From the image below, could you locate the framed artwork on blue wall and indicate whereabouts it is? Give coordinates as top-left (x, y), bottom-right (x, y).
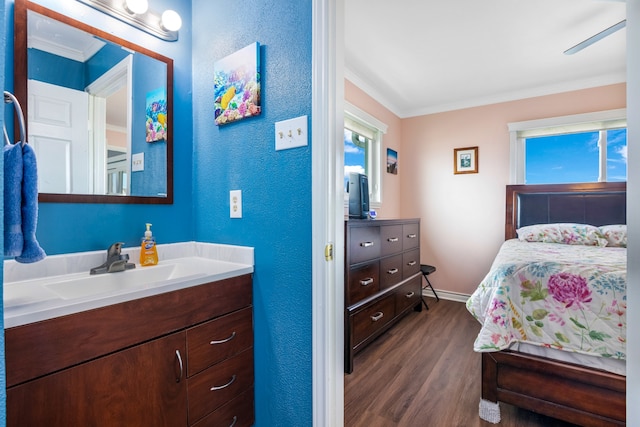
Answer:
top-left (146, 87), bottom-right (167, 142)
top-left (214, 42), bottom-right (262, 125)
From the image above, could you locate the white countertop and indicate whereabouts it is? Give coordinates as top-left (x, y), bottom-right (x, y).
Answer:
top-left (4, 242), bottom-right (254, 328)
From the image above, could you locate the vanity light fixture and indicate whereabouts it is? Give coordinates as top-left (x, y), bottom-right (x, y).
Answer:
top-left (77, 0), bottom-right (181, 41)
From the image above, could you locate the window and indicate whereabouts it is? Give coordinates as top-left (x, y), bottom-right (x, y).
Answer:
top-left (509, 109), bottom-right (627, 184)
top-left (344, 102), bottom-right (387, 207)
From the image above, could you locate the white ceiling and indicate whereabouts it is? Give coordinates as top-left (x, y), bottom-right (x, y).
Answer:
top-left (344, 0), bottom-right (627, 118)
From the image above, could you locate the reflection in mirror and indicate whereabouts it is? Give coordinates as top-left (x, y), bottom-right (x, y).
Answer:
top-left (14, 0), bottom-right (173, 204)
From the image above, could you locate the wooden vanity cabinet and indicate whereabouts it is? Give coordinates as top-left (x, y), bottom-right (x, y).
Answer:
top-left (345, 219), bottom-right (422, 373)
top-left (5, 274), bottom-right (254, 427)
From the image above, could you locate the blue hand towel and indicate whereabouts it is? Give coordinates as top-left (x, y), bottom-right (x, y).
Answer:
top-left (4, 142), bottom-right (23, 257)
top-left (16, 143), bottom-right (45, 263)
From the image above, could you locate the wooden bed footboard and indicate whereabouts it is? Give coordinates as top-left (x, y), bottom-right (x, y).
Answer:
top-left (482, 351), bottom-right (626, 426)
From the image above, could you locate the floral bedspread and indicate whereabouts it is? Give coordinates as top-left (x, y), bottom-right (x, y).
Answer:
top-left (466, 239), bottom-right (626, 360)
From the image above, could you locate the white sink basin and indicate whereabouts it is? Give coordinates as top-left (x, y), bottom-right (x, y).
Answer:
top-left (4, 244), bottom-right (254, 328)
top-left (44, 262), bottom-right (207, 300)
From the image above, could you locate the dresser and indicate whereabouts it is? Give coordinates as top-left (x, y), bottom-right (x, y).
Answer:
top-left (344, 218), bottom-right (422, 373)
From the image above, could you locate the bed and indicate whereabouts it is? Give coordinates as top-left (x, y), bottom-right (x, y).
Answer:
top-left (466, 182), bottom-right (627, 426)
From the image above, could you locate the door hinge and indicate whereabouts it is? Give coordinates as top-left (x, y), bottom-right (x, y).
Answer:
top-left (324, 243), bottom-right (333, 261)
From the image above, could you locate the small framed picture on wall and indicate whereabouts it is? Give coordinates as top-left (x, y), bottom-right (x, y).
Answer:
top-left (387, 148), bottom-right (398, 174)
top-left (454, 146), bottom-right (478, 174)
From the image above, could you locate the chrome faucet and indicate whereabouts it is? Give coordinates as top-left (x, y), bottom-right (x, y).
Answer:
top-left (90, 242), bottom-right (136, 275)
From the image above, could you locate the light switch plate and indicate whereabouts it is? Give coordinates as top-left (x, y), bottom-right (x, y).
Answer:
top-left (275, 115), bottom-right (308, 151)
top-left (132, 153), bottom-right (144, 172)
top-left (230, 190), bottom-right (242, 218)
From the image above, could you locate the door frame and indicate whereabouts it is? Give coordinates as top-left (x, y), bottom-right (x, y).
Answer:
top-left (312, 0), bottom-right (344, 425)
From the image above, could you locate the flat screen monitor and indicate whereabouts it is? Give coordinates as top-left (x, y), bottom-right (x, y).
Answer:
top-left (348, 172), bottom-right (369, 219)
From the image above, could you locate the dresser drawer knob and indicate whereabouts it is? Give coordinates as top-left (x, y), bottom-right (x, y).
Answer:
top-left (360, 278), bottom-right (374, 286)
top-left (407, 260), bottom-right (417, 266)
top-left (360, 241), bottom-right (374, 247)
top-left (387, 268), bottom-right (398, 275)
top-left (387, 237), bottom-right (399, 242)
top-left (210, 331), bottom-right (237, 345)
top-left (370, 312), bottom-right (384, 322)
top-left (211, 374), bottom-right (237, 391)
top-left (405, 291), bottom-right (415, 298)
top-left (407, 233), bottom-right (417, 239)
top-left (229, 416), bottom-right (238, 427)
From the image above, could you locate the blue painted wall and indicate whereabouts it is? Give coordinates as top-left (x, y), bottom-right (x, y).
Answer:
top-left (0, 0), bottom-right (6, 424)
top-left (191, 0), bottom-right (313, 425)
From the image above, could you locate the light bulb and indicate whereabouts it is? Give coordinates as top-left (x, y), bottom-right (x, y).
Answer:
top-left (124, 0), bottom-right (148, 15)
top-left (161, 10), bottom-right (182, 32)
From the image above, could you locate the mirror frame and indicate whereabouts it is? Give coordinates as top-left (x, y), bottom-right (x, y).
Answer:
top-left (14, 0), bottom-right (174, 204)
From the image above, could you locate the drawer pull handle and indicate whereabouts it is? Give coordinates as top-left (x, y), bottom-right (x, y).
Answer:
top-left (387, 237), bottom-right (399, 242)
top-left (360, 241), bottom-right (374, 247)
top-left (405, 291), bottom-right (415, 298)
top-left (360, 278), bottom-right (374, 286)
top-left (229, 416), bottom-right (238, 427)
top-left (210, 331), bottom-right (237, 345)
top-left (371, 311), bottom-right (384, 322)
top-left (387, 268), bottom-right (398, 275)
top-left (211, 374), bottom-right (237, 391)
top-left (175, 350), bottom-right (183, 383)
top-left (407, 233), bottom-right (417, 239)
top-left (407, 261), bottom-right (417, 266)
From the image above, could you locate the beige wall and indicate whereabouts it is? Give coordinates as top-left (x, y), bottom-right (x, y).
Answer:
top-left (346, 80), bottom-right (626, 297)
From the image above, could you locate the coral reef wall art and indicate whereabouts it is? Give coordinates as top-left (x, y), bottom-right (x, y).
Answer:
top-left (214, 42), bottom-right (261, 125)
top-left (146, 87), bottom-right (167, 142)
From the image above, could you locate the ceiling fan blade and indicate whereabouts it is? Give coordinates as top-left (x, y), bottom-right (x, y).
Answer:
top-left (564, 19), bottom-right (626, 55)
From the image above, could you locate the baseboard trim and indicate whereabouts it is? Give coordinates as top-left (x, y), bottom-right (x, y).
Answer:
top-left (422, 288), bottom-right (470, 303)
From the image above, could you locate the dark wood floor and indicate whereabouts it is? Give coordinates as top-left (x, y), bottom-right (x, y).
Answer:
top-left (344, 297), bottom-right (579, 427)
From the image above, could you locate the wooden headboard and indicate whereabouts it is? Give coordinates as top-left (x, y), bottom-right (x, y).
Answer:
top-left (505, 182), bottom-right (627, 240)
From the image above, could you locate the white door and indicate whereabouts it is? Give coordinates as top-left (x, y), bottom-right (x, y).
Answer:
top-left (28, 79), bottom-right (89, 194)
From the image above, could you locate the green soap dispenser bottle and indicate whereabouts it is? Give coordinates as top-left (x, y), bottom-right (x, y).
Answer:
top-left (140, 223), bottom-right (158, 266)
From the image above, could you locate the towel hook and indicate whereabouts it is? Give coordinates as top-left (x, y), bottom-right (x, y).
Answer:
top-left (4, 91), bottom-right (27, 147)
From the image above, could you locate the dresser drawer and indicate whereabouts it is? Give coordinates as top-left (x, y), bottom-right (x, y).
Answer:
top-left (395, 276), bottom-right (421, 313)
top-left (379, 254), bottom-right (402, 290)
top-left (347, 261), bottom-right (379, 306)
top-left (349, 225), bottom-right (381, 264)
top-left (380, 225), bottom-right (403, 257)
top-left (403, 223), bottom-right (420, 250)
top-left (191, 387), bottom-right (254, 427)
top-left (187, 348), bottom-right (254, 425)
top-left (402, 248), bottom-right (421, 278)
top-left (351, 294), bottom-right (395, 346)
top-left (187, 307), bottom-right (253, 377)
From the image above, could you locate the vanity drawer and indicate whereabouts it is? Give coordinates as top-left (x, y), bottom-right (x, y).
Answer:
top-left (402, 248), bottom-right (421, 278)
top-left (187, 348), bottom-right (254, 425)
top-left (347, 261), bottom-right (379, 306)
top-left (187, 307), bottom-right (253, 377)
top-left (379, 254), bottom-right (402, 290)
top-left (348, 226), bottom-right (381, 264)
top-left (380, 225), bottom-right (403, 257)
top-left (395, 276), bottom-right (421, 313)
top-left (403, 223), bottom-right (420, 250)
top-left (351, 294), bottom-right (395, 346)
top-left (191, 387), bottom-right (254, 427)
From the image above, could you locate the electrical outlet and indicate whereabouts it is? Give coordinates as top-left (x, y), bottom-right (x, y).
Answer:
top-left (274, 115), bottom-right (308, 151)
top-left (230, 190), bottom-right (242, 218)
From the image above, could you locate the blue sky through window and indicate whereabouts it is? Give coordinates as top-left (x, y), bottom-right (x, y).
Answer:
top-left (344, 129), bottom-right (365, 189)
top-left (525, 129), bottom-right (627, 184)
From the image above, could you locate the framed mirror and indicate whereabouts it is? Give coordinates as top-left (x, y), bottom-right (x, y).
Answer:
top-left (13, 0), bottom-right (173, 204)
